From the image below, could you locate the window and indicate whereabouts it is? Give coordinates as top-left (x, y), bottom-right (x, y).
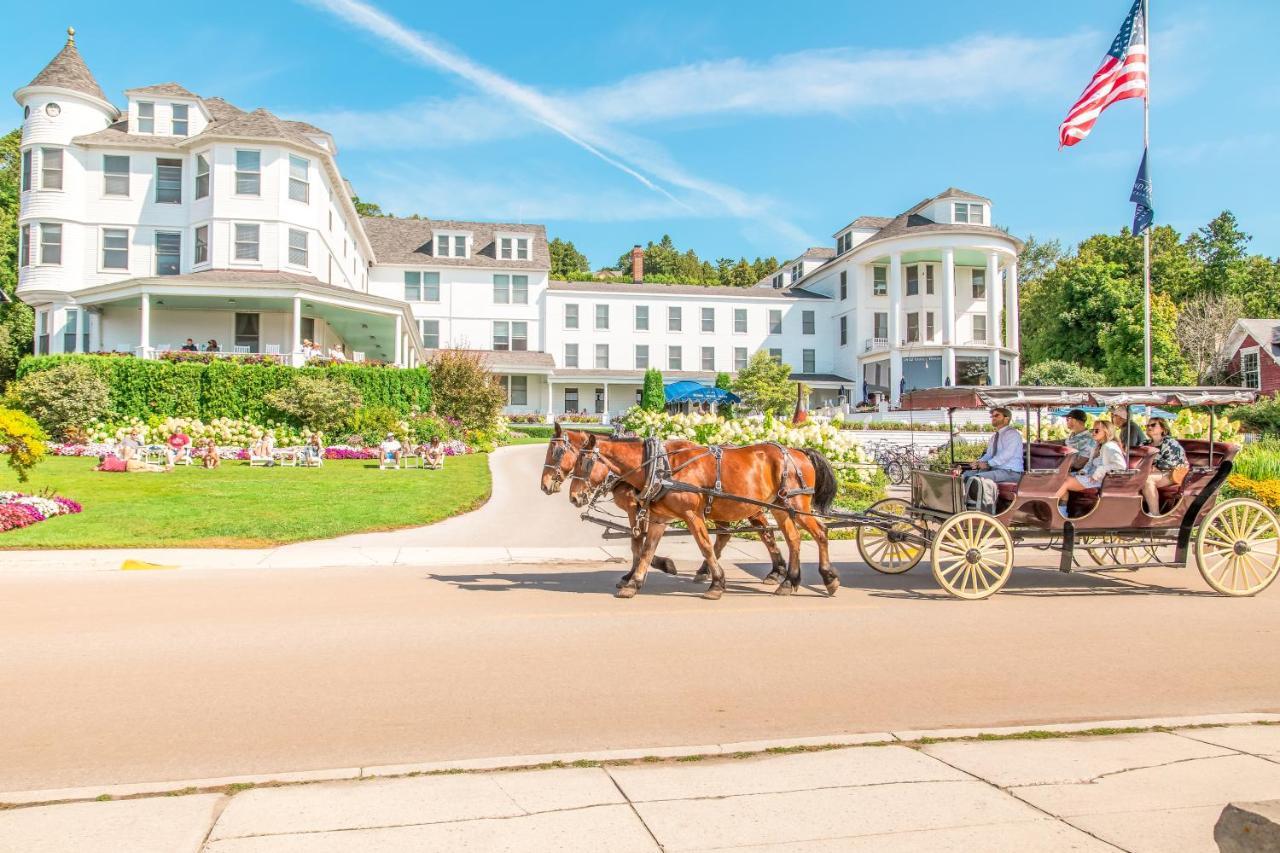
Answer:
top-left (64, 309), bottom-right (79, 353)
top-left (973, 315), bottom-right (988, 343)
top-left (1241, 350), bottom-right (1261, 389)
top-left (435, 236), bottom-right (450, 257)
top-left (39, 223), bottom-right (61, 265)
top-left (972, 269), bottom-right (986, 299)
top-left (925, 265), bottom-right (935, 295)
top-left (19, 224), bottom-right (30, 267)
top-left (21, 149), bottom-right (31, 191)
top-left (404, 271), bottom-right (422, 301)
top-left (288, 229), bottom-right (308, 267)
top-left (516, 237), bottom-right (529, 260)
top-left (102, 228), bottom-right (128, 269)
top-left (564, 303), bottom-right (579, 329)
top-left (791, 264), bottom-right (801, 283)
top-left (155, 158), bottom-right (182, 203)
top-left (926, 312), bottom-right (935, 341)
top-left (873, 312), bottom-right (888, 339)
top-left (171, 103), bottom-right (188, 136)
top-left (701, 307), bottom-right (715, 333)
top-left (138, 102), bottom-right (154, 133)
top-left (564, 387), bottom-right (579, 412)
top-left (419, 319), bottom-right (439, 349)
top-left (734, 347), bottom-right (748, 371)
top-left (155, 231), bottom-right (181, 275)
top-left (595, 304), bottom-right (609, 329)
top-left (512, 275), bottom-right (528, 304)
top-left (772, 274), bottom-right (783, 289)
top-left (191, 224), bottom-right (208, 265)
top-left (840, 271), bottom-right (847, 300)
top-left (635, 344), bottom-right (648, 369)
top-left (803, 349), bottom-right (815, 374)
top-left (768, 348), bottom-right (782, 362)
top-left (404, 271), bottom-right (440, 302)
top-left (234, 313), bottom-right (260, 352)
top-left (104, 155), bottom-right (129, 196)
top-left (499, 236), bottom-right (530, 260)
top-left (493, 275), bottom-right (510, 304)
top-left (595, 343), bottom-right (609, 368)
top-left (701, 346), bottom-right (715, 371)
top-left (36, 311), bottom-right (48, 355)
top-left (734, 308), bottom-right (747, 333)
top-left (80, 308), bottom-right (89, 353)
top-left (873, 266), bottom-right (887, 296)
top-left (837, 232), bottom-right (852, 254)
top-left (906, 265), bottom-right (919, 296)
top-left (422, 272), bottom-right (439, 301)
top-left (906, 312), bottom-right (920, 343)
top-left (439, 235), bottom-right (466, 258)
top-left (40, 148), bottom-right (62, 189)
top-left (511, 321), bottom-right (528, 351)
top-left (235, 150), bottom-right (260, 195)
top-left (839, 316), bottom-right (848, 346)
top-left (492, 321), bottom-right (528, 351)
top-left (287, 155), bottom-right (309, 203)
top-left (634, 305), bottom-right (649, 331)
top-left (564, 342), bottom-right (579, 367)
top-left (234, 224), bottom-right (260, 260)
top-left (668, 306), bottom-right (682, 331)
top-left (503, 375), bottom-right (528, 406)
top-left (769, 309), bottom-right (782, 334)
top-left (954, 202), bottom-right (984, 224)
top-left (668, 346), bottom-right (682, 371)
top-left (493, 322), bottom-right (509, 350)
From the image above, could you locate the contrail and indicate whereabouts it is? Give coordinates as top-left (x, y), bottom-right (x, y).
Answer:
top-left (303, 0), bottom-right (692, 210)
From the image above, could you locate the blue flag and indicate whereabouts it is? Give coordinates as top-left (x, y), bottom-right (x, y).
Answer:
top-left (1130, 149), bottom-right (1153, 235)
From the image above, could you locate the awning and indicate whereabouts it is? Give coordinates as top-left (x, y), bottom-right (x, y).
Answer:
top-left (664, 380), bottom-right (740, 405)
top-left (899, 386), bottom-right (1258, 411)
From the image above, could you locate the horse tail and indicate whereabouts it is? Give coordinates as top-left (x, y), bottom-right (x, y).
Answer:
top-left (802, 449), bottom-right (838, 515)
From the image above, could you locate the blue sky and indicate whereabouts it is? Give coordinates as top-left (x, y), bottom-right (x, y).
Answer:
top-left (9, 0), bottom-right (1279, 267)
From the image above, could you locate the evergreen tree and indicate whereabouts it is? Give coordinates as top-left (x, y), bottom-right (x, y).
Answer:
top-left (548, 237), bottom-right (589, 279)
top-left (0, 128), bottom-right (32, 390)
top-left (731, 351), bottom-right (794, 416)
top-left (641, 368), bottom-right (665, 412)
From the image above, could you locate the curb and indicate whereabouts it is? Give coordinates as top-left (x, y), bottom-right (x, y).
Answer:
top-left (4, 712), bottom-right (1278, 807)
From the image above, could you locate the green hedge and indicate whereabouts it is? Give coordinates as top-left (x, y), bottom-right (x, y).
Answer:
top-left (16, 355), bottom-right (432, 423)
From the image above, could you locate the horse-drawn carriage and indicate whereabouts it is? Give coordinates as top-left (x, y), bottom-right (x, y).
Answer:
top-left (855, 386), bottom-right (1278, 599)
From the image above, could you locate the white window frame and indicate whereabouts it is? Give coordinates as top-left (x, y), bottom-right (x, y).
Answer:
top-left (564, 303), bottom-right (579, 329)
top-left (434, 232), bottom-right (469, 259)
top-left (973, 315), bottom-right (988, 343)
top-left (234, 149), bottom-right (261, 196)
top-left (193, 223), bottom-right (209, 266)
top-left (419, 319), bottom-right (440, 349)
top-left (954, 202), bottom-right (985, 224)
top-left (564, 342), bottom-right (579, 367)
top-left (511, 275), bottom-right (529, 305)
top-left (873, 266), bottom-right (888, 296)
top-left (802, 310), bottom-right (815, 335)
top-left (155, 157), bottom-right (182, 204)
top-left (1240, 347), bottom-right (1262, 390)
top-left (38, 222), bottom-right (62, 266)
top-left (40, 147), bottom-right (63, 190)
top-left (171, 103), bottom-right (188, 136)
top-left (498, 234), bottom-right (530, 261)
top-left (595, 304), bottom-right (609, 330)
top-left (233, 223), bottom-right (261, 262)
top-left (668, 345), bottom-right (682, 371)
top-left (768, 309), bottom-right (782, 335)
top-left (287, 228), bottom-right (309, 268)
top-left (839, 315), bottom-right (848, 347)
top-left (104, 154), bottom-right (130, 197)
top-left (634, 304), bottom-right (649, 331)
top-left (493, 275), bottom-right (510, 304)
top-left (101, 227), bottom-right (129, 272)
top-left (802, 349), bottom-right (816, 374)
top-left (634, 344), bottom-right (648, 369)
top-left (906, 312), bottom-right (920, 344)
top-left (701, 307), bottom-right (715, 333)
top-left (595, 343), bottom-right (609, 369)
top-left (288, 155), bottom-right (310, 203)
top-left (701, 346), bottom-right (715, 371)
top-left (493, 321), bottom-right (510, 351)
top-left (137, 101), bottom-right (154, 134)
top-left (193, 152), bottom-right (209, 198)
top-left (972, 269), bottom-right (987, 299)
top-left (21, 149), bottom-right (32, 192)
top-left (734, 308), bottom-right (748, 334)
top-left (668, 305), bottom-right (682, 332)
top-left (154, 230), bottom-right (182, 276)
top-left (734, 347), bottom-right (748, 371)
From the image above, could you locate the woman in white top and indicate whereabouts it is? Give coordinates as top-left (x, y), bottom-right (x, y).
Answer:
top-left (1054, 419), bottom-right (1128, 505)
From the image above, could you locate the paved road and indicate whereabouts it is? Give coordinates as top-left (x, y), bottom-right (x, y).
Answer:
top-left (2, 553), bottom-right (1278, 793)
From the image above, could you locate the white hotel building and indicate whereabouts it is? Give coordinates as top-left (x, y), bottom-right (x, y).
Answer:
top-left (14, 30), bottom-right (1021, 416)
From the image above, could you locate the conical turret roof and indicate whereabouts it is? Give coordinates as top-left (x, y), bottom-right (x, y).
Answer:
top-left (25, 28), bottom-right (109, 104)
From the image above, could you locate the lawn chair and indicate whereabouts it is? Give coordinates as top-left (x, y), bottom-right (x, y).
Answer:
top-left (276, 448), bottom-right (300, 467)
top-left (232, 345), bottom-right (251, 354)
top-left (401, 446), bottom-right (423, 469)
top-left (353, 351), bottom-right (366, 363)
top-left (248, 446), bottom-right (274, 467)
top-left (301, 451), bottom-right (324, 468)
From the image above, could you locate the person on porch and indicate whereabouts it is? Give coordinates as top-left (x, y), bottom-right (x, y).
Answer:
top-left (181, 338), bottom-right (198, 352)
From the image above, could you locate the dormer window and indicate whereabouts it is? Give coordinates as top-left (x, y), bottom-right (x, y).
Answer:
top-left (836, 232), bottom-right (853, 254)
top-left (171, 104), bottom-right (188, 136)
top-left (498, 235), bottom-right (530, 261)
top-left (138, 102), bottom-right (155, 134)
top-left (954, 202), bottom-right (984, 224)
top-left (435, 233), bottom-right (468, 259)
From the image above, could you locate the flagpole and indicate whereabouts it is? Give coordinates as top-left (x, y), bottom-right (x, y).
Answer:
top-left (1142, 0), bottom-right (1152, 387)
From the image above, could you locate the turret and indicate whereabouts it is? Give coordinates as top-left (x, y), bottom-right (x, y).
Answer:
top-left (15, 28), bottom-right (118, 146)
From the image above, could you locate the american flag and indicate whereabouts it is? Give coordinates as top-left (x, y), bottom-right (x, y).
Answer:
top-left (1059, 0), bottom-right (1148, 147)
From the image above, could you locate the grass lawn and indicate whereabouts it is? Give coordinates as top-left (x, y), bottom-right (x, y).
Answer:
top-left (505, 436), bottom-right (551, 446)
top-left (0, 454), bottom-right (491, 549)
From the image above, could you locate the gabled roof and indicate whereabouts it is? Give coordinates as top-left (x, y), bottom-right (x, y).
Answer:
top-left (798, 247), bottom-right (836, 260)
top-left (834, 216), bottom-right (893, 236)
top-left (23, 29), bottom-right (109, 104)
top-left (125, 82), bottom-right (199, 98)
top-left (361, 216), bottom-right (550, 270)
top-left (849, 190), bottom-right (1021, 255)
top-left (929, 187), bottom-right (991, 204)
top-left (1223, 318), bottom-right (1280, 366)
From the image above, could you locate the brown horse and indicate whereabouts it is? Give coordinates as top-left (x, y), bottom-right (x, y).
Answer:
top-left (540, 425), bottom-right (786, 585)
top-left (569, 434), bottom-right (838, 599)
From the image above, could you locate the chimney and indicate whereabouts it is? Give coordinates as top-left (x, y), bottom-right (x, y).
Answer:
top-left (631, 245), bottom-right (644, 283)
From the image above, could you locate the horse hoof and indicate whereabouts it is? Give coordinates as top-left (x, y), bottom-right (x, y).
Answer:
top-left (654, 557), bottom-right (678, 575)
top-left (616, 575), bottom-right (632, 589)
top-left (693, 569), bottom-right (711, 583)
top-left (773, 581), bottom-right (795, 596)
top-left (702, 587), bottom-right (723, 601)
top-left (761, 571), bottom-right (783, 585)
top-left (824, 577), bottom-right (840, 596)
top-left (615, 586), bottom-right (638, 599)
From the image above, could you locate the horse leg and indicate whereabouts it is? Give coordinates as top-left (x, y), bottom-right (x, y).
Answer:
top-left (752, 514), bottom-right (787, 585)
top-left (771, 510), bottom-right (804, 596)
top-left (613, 491), bottom-right (677, 583)
top-left (617, 521), bottom-right (667, 599)
top-left (796, 512), bottom-right (838, 596)
top-left (693, 532), bottom-right (730, 583)
top-left (685, 514), bottom-right (727, 601)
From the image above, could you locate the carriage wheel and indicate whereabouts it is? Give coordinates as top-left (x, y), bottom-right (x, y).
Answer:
top-left (1195, 498), bottom-right (1280, 597)
top-left (857, 498), bottom-right (925, 574)
top-left (930, 511), bottom-right (1014, 600)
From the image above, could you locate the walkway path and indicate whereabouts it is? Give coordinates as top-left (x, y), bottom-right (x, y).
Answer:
top-left (5, 719), bottom-right (1280, 851)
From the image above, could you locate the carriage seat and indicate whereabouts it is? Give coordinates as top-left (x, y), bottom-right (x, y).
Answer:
top-left (1065, 445), bottom-right (1156, 517)
top-left (1179, 439), bottom-right (1239, 468)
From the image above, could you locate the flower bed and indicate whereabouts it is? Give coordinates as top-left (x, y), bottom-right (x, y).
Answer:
top-left (0, 491), bottom-right (83, 532)
top-left (47, 440), bottom-right (472, 461)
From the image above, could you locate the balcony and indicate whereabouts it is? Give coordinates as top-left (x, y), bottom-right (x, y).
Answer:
top-left (863, 337), bottom-right (889, 353)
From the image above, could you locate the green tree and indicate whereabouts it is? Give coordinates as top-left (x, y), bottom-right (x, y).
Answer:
top-left (1017, 235), bottom-right (1066, 285)
top-left (0, 128), bottom-right (31, 390)
top-left (714, 371), bottom-right (734, 417)
top-left (732, 351), bottom-right (794, 416)
top-left (614, 236), bottom-right (778, 287)
top-left (5, 362), bottom-right (111, 439)
top-left (641, 367), bottom-right (665, 412)
top-left (1101, 290), bottom-right (1193, 385)
top-left (351, 195), bottom-right (385, 217)
top-left (264, 375), bottom-right (363, 435)
top-left (548, 237), bottom-right (589, 279)
top-left (1018, 360), bottom-right (1106, 387)
top-left (428, 349), bottom-right (506, 434)
top-left (1188, 211), bottom-right (1250, 297)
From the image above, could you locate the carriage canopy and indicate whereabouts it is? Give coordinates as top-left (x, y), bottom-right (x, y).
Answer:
top-left (897, 386), bottom-right (1257, 411)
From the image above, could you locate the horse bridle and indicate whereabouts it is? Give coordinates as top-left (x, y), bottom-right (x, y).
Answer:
top-left (543, 435), bottom-right (574, 482)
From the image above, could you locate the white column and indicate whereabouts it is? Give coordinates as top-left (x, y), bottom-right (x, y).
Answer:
top-left (139, 293), bottom-right (151, 358)
top-left (888, 253), bottom-right (903, 404)
top-left (986, 252), bottom-right (1001, 384)
top-left (394, 315), bottom-right (403, 367)
top-left (942, 248), bottom-right (956, 386)
top-left (603, 381), bottom-right (611, 421)
top-left (292, 296), bottom-right (302, 359)
top-left (1006, 256), bottom-right (1021, 353)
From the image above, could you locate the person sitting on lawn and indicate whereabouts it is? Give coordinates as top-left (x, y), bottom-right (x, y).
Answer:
top-left (117, 429), bottom-right (142, 462)
top-left (380, 433), bottom-right (403, 468)
top-left (423, 436), bottom-right (445, 470)
top-left (166, 431), bottom-right (192, 467)
top-left (249, 433), bottom-right (277, 465)
top-left (200, 438), bottom-right (220, 469)
top-left (301, 432), bottom-right (324, 465)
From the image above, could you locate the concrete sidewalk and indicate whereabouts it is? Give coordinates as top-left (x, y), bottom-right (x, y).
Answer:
top-left (5, 718), bottom-right (1280, 852)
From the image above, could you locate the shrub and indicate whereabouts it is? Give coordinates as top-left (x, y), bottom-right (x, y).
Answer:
top-left (264, 375), bottom-right (363, 434)
top-left (408, 412), bottom-right (456, 443)
top-left (1019, 360), bottom-right (1107, 387)
top-left (349, 405), bottom-right (405, 445)
top-left (6, 362), bottom-right (111, 439)
top-left (509, 424), bottom-right (553, 439)
top-left (833, 467), bottom-right (888, 512)
top-left (0, 407), bottom-right (47, 482)
top-left (927, 439), bottom-right (987, 472)
top-left (642, 368), bottom-right (665, 412)
top-left (1232, 438), bottom-right (1280, 482)
top-left (427, 350), bottom-right (505, 434)
top-left (1224, 475), bottom-right (1280, 512)
top-left (732, 351), bottom-right (794, 416)
top-left (1227, 397), bottom-right (1280, 436)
